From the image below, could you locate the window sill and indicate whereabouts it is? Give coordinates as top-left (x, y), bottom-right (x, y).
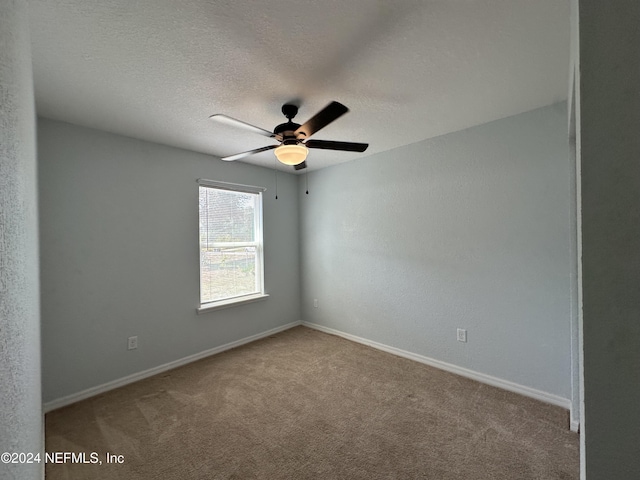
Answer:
top-left (197, 293), bottom-right (269, 314)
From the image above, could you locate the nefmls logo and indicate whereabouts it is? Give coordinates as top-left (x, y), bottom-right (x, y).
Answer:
top-left (46, 452), bottom-right (100, 464)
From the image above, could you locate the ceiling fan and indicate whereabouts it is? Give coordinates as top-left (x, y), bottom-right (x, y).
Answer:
top-left (209, 101), bottom-right (368, 170)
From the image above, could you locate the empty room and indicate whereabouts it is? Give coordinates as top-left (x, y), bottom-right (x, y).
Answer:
top-left (2, 1), bottom-right (639, 479)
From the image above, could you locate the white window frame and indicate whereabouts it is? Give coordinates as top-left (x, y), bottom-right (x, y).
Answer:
top-left (197, 179), bottom-right (268, 314)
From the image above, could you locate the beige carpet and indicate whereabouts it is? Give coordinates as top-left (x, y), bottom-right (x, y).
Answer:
top-left (45, 326), bottom-right (579, 479)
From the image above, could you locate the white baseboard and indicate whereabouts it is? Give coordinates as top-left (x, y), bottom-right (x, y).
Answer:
top-left (303, 322), bottom-right (573, 413)
top-left (570, 419), bottom-right (580, 433)
top-left (44, 321), bottom-right (302, 413)
top-left (45, 319), bottom-right (578, 432)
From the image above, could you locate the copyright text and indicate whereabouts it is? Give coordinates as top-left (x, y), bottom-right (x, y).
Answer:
top-left (1, 452), bottom-right (125, 465)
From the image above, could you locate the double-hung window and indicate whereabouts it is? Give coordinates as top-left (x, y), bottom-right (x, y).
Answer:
top-left (197, 180), bottom-right (266, 312)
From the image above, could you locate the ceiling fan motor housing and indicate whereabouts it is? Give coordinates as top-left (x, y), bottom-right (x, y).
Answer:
top-left (274, 122), bottom-right (302, 143)
top-left (274, 104), bottom-right (305, 143)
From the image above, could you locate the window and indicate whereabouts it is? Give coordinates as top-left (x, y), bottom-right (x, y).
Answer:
top-left (197, 180), bottom-right (267, 312)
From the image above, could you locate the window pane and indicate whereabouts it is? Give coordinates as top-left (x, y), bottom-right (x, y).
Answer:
top-left (199, 188), bottom-right (255, 243)
top-left (200, 246), bottom-right (258, 303)
top-left (198, 183), bottom-right (264, 306)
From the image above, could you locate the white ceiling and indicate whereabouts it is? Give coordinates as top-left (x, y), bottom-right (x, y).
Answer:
top-left (28, 0), bottom-right (569, 173)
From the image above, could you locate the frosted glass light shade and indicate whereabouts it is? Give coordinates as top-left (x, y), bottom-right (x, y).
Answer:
top-left (274, 144), bottom-right (308, 165)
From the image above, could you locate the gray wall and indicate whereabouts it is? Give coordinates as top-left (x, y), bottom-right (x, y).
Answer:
top-left (299, 104), bottom-right (573, 400)
top-left (578, 0), bottom-right (640, 477)
top-left (0, 1), bottom-right (43, 479)
top-left (38, 119), bottom-right (300, 404)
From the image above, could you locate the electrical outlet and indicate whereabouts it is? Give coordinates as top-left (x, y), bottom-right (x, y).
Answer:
top-left (127, 336), bottom-right (138, 350)
top-left (313, 299), bottom-right (318, 308)
top-left (456, 328), bottom-right (467, 343)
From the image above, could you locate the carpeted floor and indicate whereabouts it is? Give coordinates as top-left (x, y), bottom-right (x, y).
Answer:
top-left (45, 326), bottom-right (579, 479)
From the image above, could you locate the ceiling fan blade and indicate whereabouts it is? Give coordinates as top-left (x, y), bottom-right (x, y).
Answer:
top-left (221, 145), bottom-right (277, 162)
top-left (295, 101), bottom-right (349, 138)
top-left (210, 114), bottom-right (275, 138)
top-left (294, 161), bottom-right (307, 171)
top-left (305, 140), bottom-right (369, 152)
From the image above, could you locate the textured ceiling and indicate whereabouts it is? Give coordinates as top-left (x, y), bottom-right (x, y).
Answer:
top-left (28, 0), bottom-right (569, 173)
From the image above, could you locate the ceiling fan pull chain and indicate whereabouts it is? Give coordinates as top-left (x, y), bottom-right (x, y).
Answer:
top-left (306, 170), bottom-right (309, 195)
top-left (274, 156), bottom-right (278, 199)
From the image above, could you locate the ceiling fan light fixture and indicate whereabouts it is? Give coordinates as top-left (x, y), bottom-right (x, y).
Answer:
top-left (274, 144), bottom-right (308, 165)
